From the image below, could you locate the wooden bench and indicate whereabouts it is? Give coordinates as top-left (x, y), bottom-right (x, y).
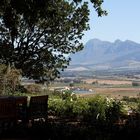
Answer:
top-left (0, 97), bottom-right (17, 131)
top-left (28, 95), bottom-right (48, 123)
top-left (0, 98), bottom-right (16, 121)
top-left (0, 95), bottom-right (48, 128)
top-left (0, 96), bottom-right (27, 123)
top-left (14, 96), bottom-right (28, 122)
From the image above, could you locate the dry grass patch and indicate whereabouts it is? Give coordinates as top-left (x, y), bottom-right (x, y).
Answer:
top-left (83, 79), bottom-right (132, 85)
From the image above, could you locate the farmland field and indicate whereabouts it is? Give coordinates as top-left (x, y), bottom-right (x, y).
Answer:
top-left (83, 79), bottom-right (132, 85)
top-left (52, 77), bottom-right (140, 98)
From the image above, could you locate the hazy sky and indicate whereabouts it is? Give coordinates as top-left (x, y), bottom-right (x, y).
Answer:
top-left (82, 0), bottom-right (140, 44)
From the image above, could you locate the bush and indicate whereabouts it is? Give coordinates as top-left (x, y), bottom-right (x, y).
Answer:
top-left (85, 95), bottom-right (107, 122)
top-left (61, 90), bottom-right (77, 101)
top-left (25, 84), bottom-right (42, 94)
top-left (105, 99), bottom-right (123, 124)
top-left (0, 64), bottom-right (21, 95)
top-left (48, 90), bottom-right (62, 97)
top-left (69, 83), bottom-right (74, 87)
top-left (48, 99), bottom-right (66, 116)
top-left (132, 81), bottom-right (140, 86)
top-left (72, 98), bottom-right (89, 119)
top-left (48, 95), bottom-right (124, 124)
top-left (122, 96), bottom-right (140, 103)
top-left (92, 80), bottom-right (98, 85)
top-left (0, 64), bottom-right (8, 94)
top-left (48, 100), bottom-right (86, 119)
top-left (135, 99), bottom-right (140, 113)
top-left (15, 85), bottom-right (27, 93)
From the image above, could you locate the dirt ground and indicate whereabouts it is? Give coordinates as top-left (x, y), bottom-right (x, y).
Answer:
top-left (79, 87), bottom-right (140, 98)
top-left (83, 79), bottom-right (132, 85)
top-left (78, 78), bottom-right (140, 98)
top-left (95, 87), bottom-right (140, 97)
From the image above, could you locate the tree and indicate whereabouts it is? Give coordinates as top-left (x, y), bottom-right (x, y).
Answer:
top-left (0, 64), bottom-right (21, 94)
top-left (74, 0), bottom-right (107, 17)
top-left (0, 0), bottom-right (106, 82)
top-left (0, 64), bottom-right (7, 94)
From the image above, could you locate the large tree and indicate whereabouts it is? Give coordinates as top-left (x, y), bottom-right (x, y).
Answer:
top-left (0, 0), bottom-right (106, 81)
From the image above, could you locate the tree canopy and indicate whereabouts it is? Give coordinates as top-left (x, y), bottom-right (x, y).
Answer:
top-left (0, 0), bottom-right (106, 82)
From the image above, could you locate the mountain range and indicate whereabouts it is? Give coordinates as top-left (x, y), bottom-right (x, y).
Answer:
top-left (68, 39), bottom-right (140, 71)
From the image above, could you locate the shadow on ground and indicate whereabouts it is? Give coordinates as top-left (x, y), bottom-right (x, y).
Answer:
top-left (0, 119), bottom-right (140, 140)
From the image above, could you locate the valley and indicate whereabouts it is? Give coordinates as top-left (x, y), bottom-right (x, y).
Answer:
top-left (50, 38), bottom-right (140, 98)
top-left (52, 69), bottom-right (140, 98)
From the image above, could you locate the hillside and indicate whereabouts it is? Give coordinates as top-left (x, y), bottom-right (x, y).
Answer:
top-left (69, 39), bottom-right (140, 71)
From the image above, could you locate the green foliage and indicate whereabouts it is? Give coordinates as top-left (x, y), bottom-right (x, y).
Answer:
top-left (0, 64), bottom-right (21, 95)
top-left (47, 90), bottom-right (62, 98)
top-left (48, 99), bottom-right (66, 116)
top-left (62, 90), bottom-right (78, 101)
top-left (136, 99), bottom-right (140, 113)
top-left (0, 0), bottom-right (106, 81)
top-left (48, 97), bottom-right (88, 118)
top-left (73, 0), bottom-right (107, 16)
top-left (15, 85), bottom-right (27, 93)
top-left (72, 98), bottom-right (89, 118)
top-left (69, 83), bottom-right (74, 87)
top-left (122, 96), bottom-right (139, 103)
top-left (5, 67), bottom-right (21, 93)
top-left (136, 102), bottom-right (140, 113)
top-left (132, 81), bottom-right (140, 86)
top-left (48, 95), bottom-right (123, 123)
top-left (0, 64), bottom-right (7, 94)
top-left (86, 95), bottom-right (107, 122)
top-left (0, 64), bottom-right (7, 74)
top-left (25, 84), bottom-right (42, 94)
top-left (0, 0), bottom-right (89, 81)
top-left (105, 99), bottom-right (123, 124)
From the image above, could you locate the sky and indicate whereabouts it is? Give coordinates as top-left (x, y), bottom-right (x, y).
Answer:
top-left (82, 0), bottom-right (140, 44)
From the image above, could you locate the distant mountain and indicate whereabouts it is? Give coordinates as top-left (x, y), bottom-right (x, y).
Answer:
top-left (69, 39), bottom-right (140, 71)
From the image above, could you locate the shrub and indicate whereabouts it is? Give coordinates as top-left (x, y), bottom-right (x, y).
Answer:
top-left (72, 98), bottom-right (89, 119)
top-left (25, 84), bottom-right (42, 94)
top-left (105, 99), bottom-right (123, 124)
top-left (0, 64), bottom-right (7, 94)
top-left (86, 95), bottom-right (107, 122)
top-left (48, 90), bottom-right (62, 97)
top-left (132, 81), bottom-right (140, 86)
top-left (92, 80), bottom-right (98, 85)
top-left (48, 97), bottom-right (86, 118)
top-left (48, 99), bottom-right (66, 116)
top-left (48, 95), bottom-right (124, 124)
top-left (0, 64), bottom-right (21, 95)
top-left (62, 90), bottom-right (77, 101)
top-left (69, 83), bottom-right (74, 87)
top-left (135, 99), bottom-right (140, 113)
top-left (15, 85), bottom-right (27, 93)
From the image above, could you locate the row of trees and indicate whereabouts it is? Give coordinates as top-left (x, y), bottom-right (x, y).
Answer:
top-left (0, 0), bottom-right (107, 82)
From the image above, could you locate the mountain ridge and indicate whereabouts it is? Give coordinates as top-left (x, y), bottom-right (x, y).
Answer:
top-left (69, 39), bottom-right (140, 71)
